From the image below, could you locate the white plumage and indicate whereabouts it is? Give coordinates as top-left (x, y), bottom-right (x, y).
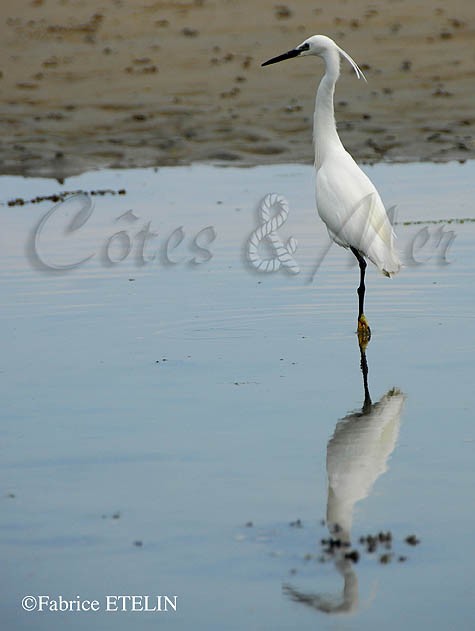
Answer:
top-left (316, 153), bottom-right (400, 276)
top-left (263, 34), bottom-right (400, 335)
top-left (309, 35), bottom-right (400, 276)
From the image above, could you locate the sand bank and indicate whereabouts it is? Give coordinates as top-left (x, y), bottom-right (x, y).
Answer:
top-left (0, 0), bottom-right (473, 179)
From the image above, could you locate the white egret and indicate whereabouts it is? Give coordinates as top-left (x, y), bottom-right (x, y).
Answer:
top-left (262, 35), bottom-right (400, 341)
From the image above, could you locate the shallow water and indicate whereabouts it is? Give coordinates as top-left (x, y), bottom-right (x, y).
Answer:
top-left (1, 162), bottom-right (474, 630)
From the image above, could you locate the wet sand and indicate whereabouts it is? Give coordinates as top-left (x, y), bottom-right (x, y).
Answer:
top-left (0, 0), bottom-right (474, 179)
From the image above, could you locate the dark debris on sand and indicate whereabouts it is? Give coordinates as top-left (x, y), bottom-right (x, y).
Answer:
top-left (5, 188), bottom-right (126, 207)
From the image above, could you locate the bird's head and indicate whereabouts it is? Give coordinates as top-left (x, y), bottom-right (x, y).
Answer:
top-left (262, 34), bottom-right (366, 81)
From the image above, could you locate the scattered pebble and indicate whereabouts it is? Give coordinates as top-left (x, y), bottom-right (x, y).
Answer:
top-left (102, 510), bottom-right (121, 519)
top-left (345, 550), bottom-right (360, 563)
top-left (275, 5), bottom-right (292, 20)
top-left (239, 520), bottom-right (421, 573)
top-left (182, 27), bottom-right (199, 38)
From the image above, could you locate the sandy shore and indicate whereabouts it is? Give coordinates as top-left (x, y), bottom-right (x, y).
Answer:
top-left (0, 0), bottom-right (473, 179)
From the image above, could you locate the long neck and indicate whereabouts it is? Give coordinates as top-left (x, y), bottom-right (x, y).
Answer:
top-left (313, 48), bottom-right (344, 168)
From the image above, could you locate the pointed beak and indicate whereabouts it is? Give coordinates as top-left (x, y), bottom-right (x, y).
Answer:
top-left (261, 48), bottom-right (301, 67)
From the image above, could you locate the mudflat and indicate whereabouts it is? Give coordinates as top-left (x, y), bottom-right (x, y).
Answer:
top-left (0, 0), bottom-right (473, 178)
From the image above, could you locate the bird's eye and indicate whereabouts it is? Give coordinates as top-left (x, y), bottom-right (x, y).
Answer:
top-left (299, 43), bottom-right (310, 52)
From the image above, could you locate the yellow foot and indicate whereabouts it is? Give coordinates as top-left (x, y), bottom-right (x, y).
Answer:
top-left (357, 314), bottom-right (371, 350)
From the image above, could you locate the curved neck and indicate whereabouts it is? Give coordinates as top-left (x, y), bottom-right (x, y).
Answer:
top-left (313, 48), bottom-right (343, 168)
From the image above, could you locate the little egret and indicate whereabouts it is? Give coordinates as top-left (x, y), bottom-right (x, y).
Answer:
top-left (262, 35), bottom-right (400, 341)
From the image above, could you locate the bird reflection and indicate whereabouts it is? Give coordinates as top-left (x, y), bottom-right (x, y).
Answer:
top-left (284, 339), bottom-right (405, 614)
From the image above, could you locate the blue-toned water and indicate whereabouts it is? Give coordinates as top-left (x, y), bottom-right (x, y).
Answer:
top-left (1, 162), bottom-right (474, 630)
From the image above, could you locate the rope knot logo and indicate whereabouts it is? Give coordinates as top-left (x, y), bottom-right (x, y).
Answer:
top-left (247, 193), bottom-right (299, 274)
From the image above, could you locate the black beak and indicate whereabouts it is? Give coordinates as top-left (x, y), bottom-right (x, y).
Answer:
top-left (261, 48), bottom-right (301, 67)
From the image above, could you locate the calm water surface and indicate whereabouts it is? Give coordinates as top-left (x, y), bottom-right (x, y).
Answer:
top-left (1, 162), bottom-right (474, 630)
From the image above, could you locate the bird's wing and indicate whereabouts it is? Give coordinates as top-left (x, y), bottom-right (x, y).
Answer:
top-left (316, 152), bottom-right (398, 273)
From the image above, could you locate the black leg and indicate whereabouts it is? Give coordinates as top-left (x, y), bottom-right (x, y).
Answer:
top-left (350, 247), bottom-right (371, 344)
top-left (350, 247), bottom-right (367, 319)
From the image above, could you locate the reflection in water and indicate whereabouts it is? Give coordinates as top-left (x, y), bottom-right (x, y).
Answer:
top-left (284, 339), bottom-right (405, 614)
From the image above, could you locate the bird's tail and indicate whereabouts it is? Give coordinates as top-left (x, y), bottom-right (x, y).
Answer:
top-left (380, 249), bottom-right (401, 277)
